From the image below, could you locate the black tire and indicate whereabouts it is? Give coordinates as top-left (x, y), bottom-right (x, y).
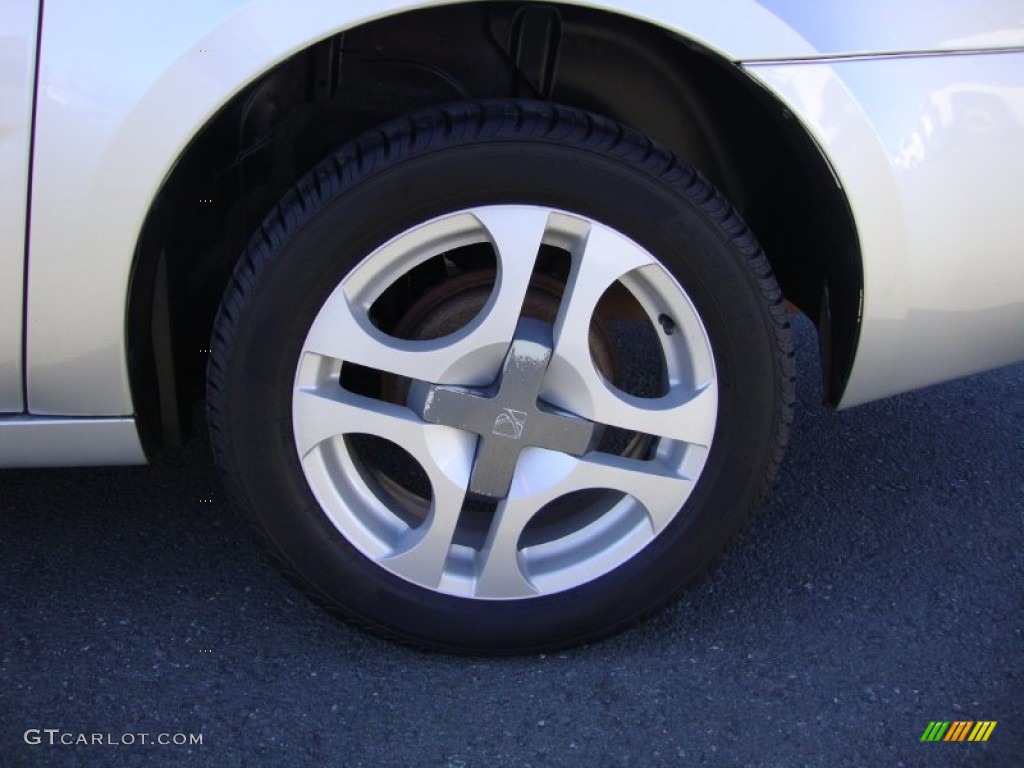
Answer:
top-left (207, 100), bottom-right (794, 654)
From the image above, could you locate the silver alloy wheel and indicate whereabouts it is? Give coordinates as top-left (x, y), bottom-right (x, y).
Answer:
top-left (291, 205), bottom-right (718, 600)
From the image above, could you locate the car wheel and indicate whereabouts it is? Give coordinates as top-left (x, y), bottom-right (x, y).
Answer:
top-left (207, 100), bottom-right (794, 653)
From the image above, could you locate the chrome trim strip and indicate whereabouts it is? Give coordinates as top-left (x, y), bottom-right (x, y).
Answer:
top-left (740, 46), bottom-right (1024, 66)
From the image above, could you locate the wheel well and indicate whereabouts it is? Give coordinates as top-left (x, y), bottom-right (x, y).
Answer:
top-left (127, 1), bottom-right (861, 453)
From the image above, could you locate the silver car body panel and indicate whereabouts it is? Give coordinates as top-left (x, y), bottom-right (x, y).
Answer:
top-left (0, 0), bottom-right (38, 413)
top-left (748, 52), bottom-right (1024, 406)
top-left (0, 416), bottom-right (145, 467)
top-left (4, 0), bottom-right (1024, 463)
top-left (750, 0), bottom-right (1024, 59)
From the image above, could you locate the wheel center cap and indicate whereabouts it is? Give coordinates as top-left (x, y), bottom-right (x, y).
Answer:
top-left (409, 318), bottom-right (598, 499)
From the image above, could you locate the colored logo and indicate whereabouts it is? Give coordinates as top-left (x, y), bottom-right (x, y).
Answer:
top-left (492, 408), bottom-right (527, 440)
top-left (920, 721), bottom-right (997, 742)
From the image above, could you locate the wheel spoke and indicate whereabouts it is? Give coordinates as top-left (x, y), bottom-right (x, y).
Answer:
top-left (302, 207), bottom-right (549, 386)
top-left (293, 386), bottom-right (427, 459)
top-left (295, 384), bottom-right (477, 589)
top-left (560, 452), bottom-right (695, 534)
top-left (544, 230), bottom-right (717, 447)
top-left (569, 382), bottom-right (717, 447)
top-left (476, 495), bottom-right (542, 599)
top-left (475, 448), bottom-right (694, 597)
top-left (379, 437), bottom-right (474, 589)
top-left (472, 206), bottom-right (550, 343)
top-left (554, 222), bottom-right (656, 350)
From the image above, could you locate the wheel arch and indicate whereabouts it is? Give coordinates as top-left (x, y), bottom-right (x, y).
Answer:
top-left (125, 2), bottom-right (862, 453)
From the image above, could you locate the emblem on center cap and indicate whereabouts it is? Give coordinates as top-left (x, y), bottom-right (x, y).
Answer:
top-left (492, 408), bottom-right (528, 440)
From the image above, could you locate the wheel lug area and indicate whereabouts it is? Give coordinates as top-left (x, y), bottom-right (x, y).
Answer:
top-left (409, 318), bottom-right (597, 499)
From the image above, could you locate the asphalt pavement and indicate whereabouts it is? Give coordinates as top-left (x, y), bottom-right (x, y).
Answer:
top-left (2, 317), bottom-right (1021, 767)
